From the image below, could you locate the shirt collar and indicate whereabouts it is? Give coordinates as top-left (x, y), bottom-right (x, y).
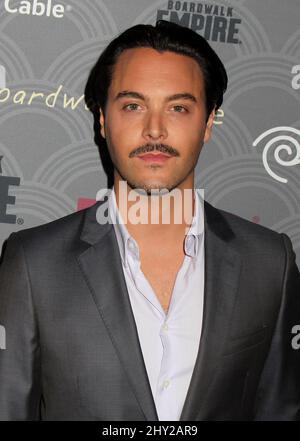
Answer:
top-left (108, 186), bottom-right (204, 267)
top-left (184, 188), bottom-right (204, 257)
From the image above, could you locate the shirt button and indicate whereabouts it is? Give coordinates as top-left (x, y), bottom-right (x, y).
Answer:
top-left (128, 240), bottom-right (139, 259)
top-left (162, 322), bottom-right (168, 331)
top-left (128, 240), bottom-right (135, 251)
top-left (162, 379), bottom-right (170, 389)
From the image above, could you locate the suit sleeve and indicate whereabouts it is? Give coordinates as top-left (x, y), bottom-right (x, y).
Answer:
top-left (253, 233), bottom-right (300, 420)
top-left (0, 232), bottom-right (42, 420)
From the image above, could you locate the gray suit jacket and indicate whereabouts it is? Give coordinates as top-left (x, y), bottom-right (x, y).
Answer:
top-left (0, 200), bottom-right (299, 421)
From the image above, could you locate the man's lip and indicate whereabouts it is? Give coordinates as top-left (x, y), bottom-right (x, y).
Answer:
top-left (137, 152), bottom-right (172, 158)
top-left (137, 153), bottom-right (172, 163)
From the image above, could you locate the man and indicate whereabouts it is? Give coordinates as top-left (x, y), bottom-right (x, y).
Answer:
top-left (0, 20), bottom-right (299, 421)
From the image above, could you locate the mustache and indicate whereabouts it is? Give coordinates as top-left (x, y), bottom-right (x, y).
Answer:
top-left (129, 143), bottom-right (180, 158)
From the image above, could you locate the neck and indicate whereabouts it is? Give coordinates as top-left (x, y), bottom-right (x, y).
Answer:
top-left (113, 176), bottom-right (196, 242)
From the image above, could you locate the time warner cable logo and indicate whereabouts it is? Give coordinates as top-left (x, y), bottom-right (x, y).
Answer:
top-left (3, 0), bottom-right (72, 18)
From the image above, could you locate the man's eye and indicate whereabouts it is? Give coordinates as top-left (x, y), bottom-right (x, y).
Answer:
top-left (123, 103), bottom-right (140, 111)
top-left (172, 105), bottom-right (188, 113)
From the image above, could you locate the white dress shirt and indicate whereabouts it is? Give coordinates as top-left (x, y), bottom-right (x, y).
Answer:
top-left (107, 186), bottom-right (205, 421)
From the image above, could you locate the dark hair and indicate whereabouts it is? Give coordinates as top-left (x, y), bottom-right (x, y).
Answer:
top-left (85, 19), bottom-right (227, 115)
top-left (84, 20), bottom-right (228, 184)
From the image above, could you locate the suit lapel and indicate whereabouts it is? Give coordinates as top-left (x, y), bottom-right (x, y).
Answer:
top-left (179, 202), bottom-right (242, 420)
top-left (76, 198), bottom-right (242, 422)
top-left (77, 199), bottom-right (159, 421)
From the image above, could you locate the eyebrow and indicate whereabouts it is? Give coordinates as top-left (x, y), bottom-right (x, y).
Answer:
top-left (114, 90), bottom-right (198, 104)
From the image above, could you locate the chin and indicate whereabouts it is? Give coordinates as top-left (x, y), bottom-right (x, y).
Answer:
top-left (131, 182), bottom-right (178, 196)
top-left (117, 170), bottom-right (184, 195)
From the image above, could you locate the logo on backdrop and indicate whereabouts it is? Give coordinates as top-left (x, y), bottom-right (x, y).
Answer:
top-left (0, 156), bottom-right (20, 224)
top-left (157, 1), bottom-right (242, 44)
top-left (0, 325), bottom-right (6, 350)
top-left (291, 65), bottom-right (300, 90)
top-left (3, 0), bottom-right (71, 18)
top-left (253, 127), bottom-right (300, 184)
top-left (291, 325), bottom-right (300, 350)
top-left (0, 65), bottom-right (5, 88)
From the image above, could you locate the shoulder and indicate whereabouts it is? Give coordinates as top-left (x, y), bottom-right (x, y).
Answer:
top-left (204, 200), bottom-right (291, 256)
top-left (3, 201), bottom-right (101, 253)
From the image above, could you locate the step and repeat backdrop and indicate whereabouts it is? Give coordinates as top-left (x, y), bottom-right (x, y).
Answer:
top-left (0, 0), bottom-right (299, 265)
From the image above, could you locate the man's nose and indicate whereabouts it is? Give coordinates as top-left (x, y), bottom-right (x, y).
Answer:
top-left (142, 110), bottom-right (168, 140)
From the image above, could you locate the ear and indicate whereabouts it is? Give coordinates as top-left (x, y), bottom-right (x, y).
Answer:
top-left (204, 108), bottom-right (215, 142)
top-left (99, 108), bottom-right (106, 139)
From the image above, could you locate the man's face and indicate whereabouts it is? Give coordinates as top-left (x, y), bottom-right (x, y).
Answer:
top-left (100, 47), bottom-right (215, 193)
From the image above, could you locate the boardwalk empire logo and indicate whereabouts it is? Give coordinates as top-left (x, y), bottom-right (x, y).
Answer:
top-left (0, 156), bottom-right (20, 224)
top-left (157, 1), bottom-right (242, 44)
